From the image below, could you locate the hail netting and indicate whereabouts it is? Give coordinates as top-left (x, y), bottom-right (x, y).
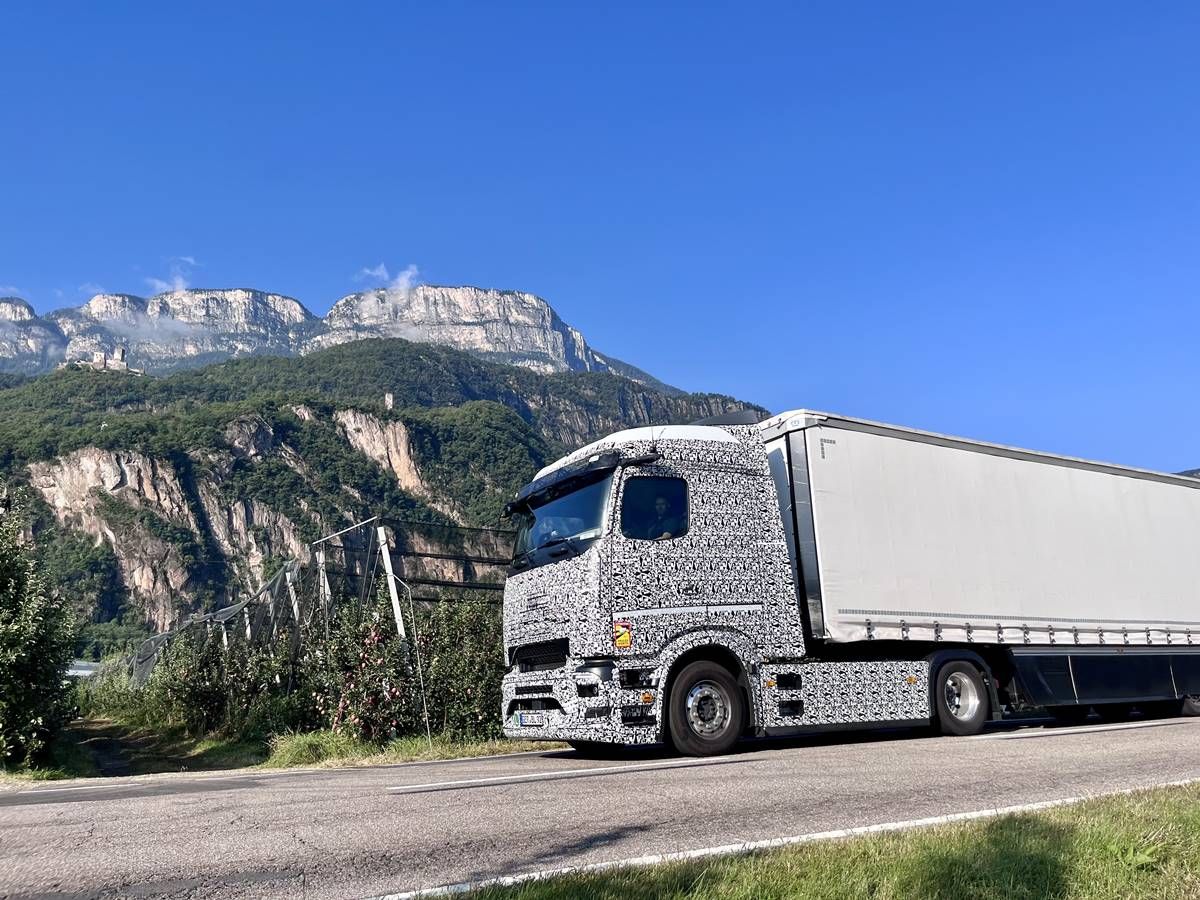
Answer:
top-left (129, 517), bottom-right (513, 693)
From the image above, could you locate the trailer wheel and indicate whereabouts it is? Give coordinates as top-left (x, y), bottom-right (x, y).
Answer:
top-left (668, 660), bottom-right (745, 756)
top-left (934, 661), bottom-right (989, 736)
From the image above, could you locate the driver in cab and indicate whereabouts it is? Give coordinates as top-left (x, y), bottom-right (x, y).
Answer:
top-left (641, 494), bottom-right (683, 541)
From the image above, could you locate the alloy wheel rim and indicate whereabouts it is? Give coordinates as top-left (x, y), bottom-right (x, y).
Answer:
top-left (943, 671), bottom-right (981, 721)
top-left (685, 681), bottom-right (731, 737)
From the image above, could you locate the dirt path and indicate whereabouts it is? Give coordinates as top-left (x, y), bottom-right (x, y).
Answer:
top-left (70, 721), bottom-right (134, 776)
top-left (68, 720), bottom-right (136, 776)
top-left (62, 719), bottom-right (265, 777)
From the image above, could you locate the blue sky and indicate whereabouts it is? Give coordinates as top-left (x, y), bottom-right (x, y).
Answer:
top-left (2, 3), bottom-right (1199, 470)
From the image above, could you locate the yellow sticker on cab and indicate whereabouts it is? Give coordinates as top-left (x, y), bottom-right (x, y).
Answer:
top-left (612, 619), bottom-right (633, 649)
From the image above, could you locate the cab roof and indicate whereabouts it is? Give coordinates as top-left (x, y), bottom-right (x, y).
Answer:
top-left (533, 425), bottom-right (738, 481)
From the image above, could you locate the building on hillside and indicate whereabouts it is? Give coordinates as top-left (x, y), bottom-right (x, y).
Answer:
top-left (57, 346), bottom-right (144, 376)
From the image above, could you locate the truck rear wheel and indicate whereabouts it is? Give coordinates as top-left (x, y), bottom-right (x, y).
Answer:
top-left (933, 661), bottom-right (990, 736)
top-left (668, 660), bottom-right (745, 757)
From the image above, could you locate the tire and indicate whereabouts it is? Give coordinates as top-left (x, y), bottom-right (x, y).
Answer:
top-left (933, 661), bottom-right (990, 736)
top-left (1094, 703), bottom-right (1132, 723)
top-left (1183, 697), bottom-right (1200, 717)
top-left (667, 660), bottom-right (746, 757)
top-left (1048, 704), bottom-right (1092, 726)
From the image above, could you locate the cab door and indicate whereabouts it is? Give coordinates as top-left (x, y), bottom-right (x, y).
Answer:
top-left (605, 467), bottom-right (702, 655)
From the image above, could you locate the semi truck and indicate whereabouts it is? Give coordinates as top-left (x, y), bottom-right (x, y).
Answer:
top-left (500, 410), bottom-right (1200, 755)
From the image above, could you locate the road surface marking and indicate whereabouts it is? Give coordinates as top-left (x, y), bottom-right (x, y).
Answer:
top-left (387, 755), bottom-right (742, 794)
top-left (374, 776), bottom-right (1200, 899)
top-left (973, 719), bottom-right (1189, 740)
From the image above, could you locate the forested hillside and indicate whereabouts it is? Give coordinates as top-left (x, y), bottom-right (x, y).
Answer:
top-left (0, 337), bottom-right (759, 646)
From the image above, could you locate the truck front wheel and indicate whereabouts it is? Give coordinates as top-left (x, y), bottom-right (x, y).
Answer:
top-left (668, 660), bottom-right (745, 756)
top-left (934, 661), bottom-right (990, 736)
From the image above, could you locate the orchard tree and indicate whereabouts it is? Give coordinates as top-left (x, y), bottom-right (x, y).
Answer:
top-left (0, 495), bottom-right (76, 768)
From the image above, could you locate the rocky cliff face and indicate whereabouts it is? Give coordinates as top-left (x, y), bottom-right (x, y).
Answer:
top-left (333, 409), bottom-right (459, 519)
top-left (46, 289), bottom-right (318, 369)
top-left (27, 449), bottom-right (202, 628)
top-left (316, 285), bottom-right (612, 377)
top-left (0, 285), bottom-right (676, 391)
top-left (0, 297), bottom-right (36, 322)
top-left (0, 297), bottom-right (67, 374)
top-left (21, 405), bottom-right (510, 629)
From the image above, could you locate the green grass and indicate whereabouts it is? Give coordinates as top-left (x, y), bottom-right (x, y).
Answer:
top-left (1, 719), bottom-right (560, 783)
top-left (477, 783), bottom-right (1200, 900)
top-left (264, 729), bottom-right (561, 768)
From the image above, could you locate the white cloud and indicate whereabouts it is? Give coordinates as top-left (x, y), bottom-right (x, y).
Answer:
top-left (145, 256), bottom-right (198, 294)
top-left (355, 263), bottom-right (391, 283)
top-left (103, 312), bottom-right (204, 343)
top-left (0, 284), bottom-right (21, 296)
top-left (78, 282), bottom-right (107, 297)
top-left (388, 264), bottom-right (419, 295)
top-left (353, 262), bottom-right (421, 297)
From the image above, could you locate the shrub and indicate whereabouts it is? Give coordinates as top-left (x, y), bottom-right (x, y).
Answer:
top-left (0, 499), bottom-right (77, 767)
top-left (300, 587), bottom-right (423, 743)
top-left (421, 598), bottom-right (506, 739)
top-left (78, 586), bottom-right (509, 749)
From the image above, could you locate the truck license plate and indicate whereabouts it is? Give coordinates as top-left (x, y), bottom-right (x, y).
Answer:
top-left (518, 712), bottom-right (545, 727)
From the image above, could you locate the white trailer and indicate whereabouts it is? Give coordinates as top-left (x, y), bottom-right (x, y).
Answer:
top-left (501, 410), bottom-right (1200, 755)
top-left (763, 410), bottom-right (1200, 647)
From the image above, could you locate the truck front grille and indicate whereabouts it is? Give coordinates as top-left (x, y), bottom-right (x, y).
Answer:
top-left (510, 638), bottom-right (569, 673)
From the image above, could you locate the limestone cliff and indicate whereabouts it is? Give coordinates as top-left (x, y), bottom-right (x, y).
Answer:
top-left (27, 449), bottom-right (201, 628)
top-left (333, 409), bottom-right (459, 520)
top-left (0, 284), bottom-right (675, 392)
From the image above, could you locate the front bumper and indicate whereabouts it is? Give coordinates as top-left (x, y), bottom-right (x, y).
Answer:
top-left (501, 660), bottom-right (663, 745)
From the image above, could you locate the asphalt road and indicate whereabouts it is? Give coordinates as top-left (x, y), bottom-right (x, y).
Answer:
top-left (3, 717), bottom-right (1199, 899)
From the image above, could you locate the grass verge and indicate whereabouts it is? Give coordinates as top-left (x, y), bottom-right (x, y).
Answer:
top-left (0, 718), bottom-right (267, 782)
top-left (1, 719), bottom-right (561, 782)
top-left (476, 782), bottom-right (1200, 900)
top-left (264, 730), bottom-right (560, 768)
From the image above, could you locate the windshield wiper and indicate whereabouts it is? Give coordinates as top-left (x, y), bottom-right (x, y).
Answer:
top-left (538, 535), bottom-right (585, 558)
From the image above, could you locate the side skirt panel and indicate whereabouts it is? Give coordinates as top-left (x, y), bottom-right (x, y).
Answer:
top-left (1010, 646), bottom-right (1200, 707)
top-left (756, 659), bottom-right (931, 730)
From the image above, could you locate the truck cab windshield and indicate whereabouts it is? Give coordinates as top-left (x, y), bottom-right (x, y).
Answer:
top-left (511, 471), bottom-right (613, 566)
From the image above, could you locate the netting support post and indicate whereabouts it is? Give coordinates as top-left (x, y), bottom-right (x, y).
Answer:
top-left (285, 564), bottom-right (301, 632)
top-left (377, 525), bottom-right (433, 750)
top-left (376, 526), bottom-right (407, 641)
top-left (316, 548), bottom-right (332, 641)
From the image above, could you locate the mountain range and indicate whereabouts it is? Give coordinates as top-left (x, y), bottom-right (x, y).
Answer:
top-left (0, 284), bottom-right (675, 392)
top-left (0, 294), bottom-right (756, 643)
